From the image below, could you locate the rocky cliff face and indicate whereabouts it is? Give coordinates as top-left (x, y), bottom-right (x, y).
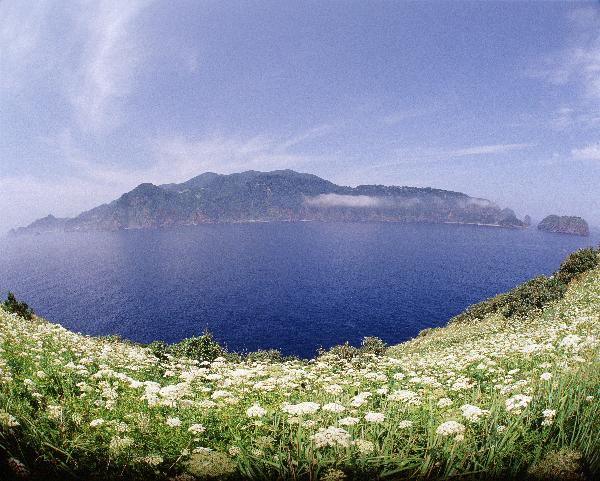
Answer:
top-left (537, 215), bottom-right (589, 236)
top-left (11, 170), bottom-right (525, 234)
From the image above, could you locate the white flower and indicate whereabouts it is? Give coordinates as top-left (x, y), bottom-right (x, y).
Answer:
top-left (541, 409), bottom-right (556, 426)
top-left (47, 405), bottom-right (62, 421)
top-left (540, 372), bottom-right (552, 381)
top-left (559, 334), bottom-right (581, 350)
top-left (89, 418), bottom-right (105, 428)
top-left (311, 426), bottom-right (351, 448)
top-left (109, 436), bottom-right (134, 454)
top-left (324, 384), bottom-right (343, 394)
top-left (338, 417), bottom-right (360, 426)
top-left (460, 404), bottom-right (489, 423)
top-left (211, 390), bottom-right (233, 399)
top-left (388, 389), bottom-right (420, 404)
top-left (350, 392), bottom-right (372, 407)
top-left (281, 402), bottom-right (320, 415)
top-left (353, 439), bottom-right (374, 454)
top-left (138, 455), bottom-right (163, 466)
top-left (505, 394), bottom-right (532, 414)
top-left (364, 411), bottom-right (385, 423)
top-left (437, 397), bottom-right (453, 408)
top-left (246, 403), bottom-right (266, 418)
top-left (0, 411), bottom-right (19, 428)
top-left (398, 420), bottom-right (413, 429)
top-left (188, 423), bottom-right (206, 434)
top-left (322, 403), bottom-right (346, 413)
top-left (436, 420), bottom-right (466, 437)
top-left (165, 417), bottom-right (182, 427)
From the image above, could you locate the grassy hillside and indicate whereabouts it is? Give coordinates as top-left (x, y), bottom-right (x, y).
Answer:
top-left (1, 256), bottom-right (599, 480)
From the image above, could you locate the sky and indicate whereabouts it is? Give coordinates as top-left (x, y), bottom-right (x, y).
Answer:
top-left (1, 0), bottom-right (600, 233)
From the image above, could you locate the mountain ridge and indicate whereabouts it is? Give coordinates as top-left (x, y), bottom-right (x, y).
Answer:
top-left (10, 170), bottom-right (525, 234)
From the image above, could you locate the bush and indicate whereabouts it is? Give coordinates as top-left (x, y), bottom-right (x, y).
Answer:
top-left (245, 349), bottom-right (287, 363)
top-left (451, 247), bottom-right (598, 325)
top-left (2, 292), bottom-right (34, 320)
top-left (318, 337), bottom-right (387, 360)
top-left (360, 336), bottom-right (387, 355)
top-left (555, 248), bottom-right (599, 285)
top-left (169, 330), bottom-right (225, 362)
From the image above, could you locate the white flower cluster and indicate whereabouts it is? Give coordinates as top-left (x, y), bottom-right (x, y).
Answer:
top-left (311, 426), bottom-right (351, 449)
top-left (322, 402), bottom-right (345, 413)
top-left (436, 420), bottom-right (466, 437)
top-left (505, 394), bottom-right (532, 414)
top-left (364, 411), bottom-right (385, 423)
top-left (245, 403), bottom-right (266, 418)
top-left (281, 402), bottom-right (320, 415)
top-left (460, 404), bottom-right (489, 423)
top-left (0, 410), bottom-right (19, 428)
top-left (541, 409), bottom-right (556, 426)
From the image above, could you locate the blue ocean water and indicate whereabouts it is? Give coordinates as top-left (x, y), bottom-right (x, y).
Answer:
top-left (0, 223), bottom-right (597, 358)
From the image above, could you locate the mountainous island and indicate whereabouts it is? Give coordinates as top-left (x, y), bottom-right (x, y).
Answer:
top-left (537, 215), bottom-right (590, 237)
top-left (10, 170), bottom-right (525, 235)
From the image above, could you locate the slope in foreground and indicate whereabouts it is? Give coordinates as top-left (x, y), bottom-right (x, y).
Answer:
top-left (0, 255), bottom-right (599, 480)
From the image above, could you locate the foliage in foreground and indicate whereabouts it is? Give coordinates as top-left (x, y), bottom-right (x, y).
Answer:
top-left (0, 262), bottom-right (599, 480)
top-left (2, 292), bottom-right (34, 321)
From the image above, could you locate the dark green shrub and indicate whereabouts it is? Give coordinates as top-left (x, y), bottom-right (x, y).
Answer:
top-left (451, 246), bottom-right (599, 325)
top-left (555, 248), bottom-right (599, 285)
top-left (2, 292), bottom-right (34, 320)
top-left (501, 276), bottom-right (565, 318)
top-left (318, 341), bottom-right (359, 360)
top-left (169, 330), bottom-right (225, 362)
top-left (245, 349), bottom-right (286, 363)
top-left (360, 336), bottom-right (387, 355)
top-left (147, 340), bottom-right (169, 360)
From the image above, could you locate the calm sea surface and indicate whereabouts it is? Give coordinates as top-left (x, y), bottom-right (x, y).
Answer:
top-left (0, 223), bottom-right (598, 357)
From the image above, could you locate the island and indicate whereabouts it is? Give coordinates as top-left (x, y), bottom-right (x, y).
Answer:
top-left (10, 169), bottom-right (525, 234)
top-left (537, 215), bottom-right (590, 237)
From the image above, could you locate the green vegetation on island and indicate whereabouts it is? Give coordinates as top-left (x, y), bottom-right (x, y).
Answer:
top-left (1, 247), bottom-right (599, 480)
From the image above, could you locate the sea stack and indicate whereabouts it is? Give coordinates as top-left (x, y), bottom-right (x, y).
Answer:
top-left (537, 215), bottom-right (589, 236)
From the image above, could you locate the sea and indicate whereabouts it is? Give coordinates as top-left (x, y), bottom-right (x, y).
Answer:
top-left (0, 222), bottom-right (598, 358)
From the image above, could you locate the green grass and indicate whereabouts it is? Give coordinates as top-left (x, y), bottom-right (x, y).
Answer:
top-left (1, 263), bottom-right (599, 480)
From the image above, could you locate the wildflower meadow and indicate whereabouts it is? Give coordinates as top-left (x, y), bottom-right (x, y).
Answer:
top-left (0, 254), bottom-right (598, 480)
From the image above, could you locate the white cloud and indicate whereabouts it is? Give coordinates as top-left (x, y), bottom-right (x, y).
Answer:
top-left (531, 6), bottom-right (600, 131)
top-left (571, 143), bottom-right (600, 161)
top-left (69, 0), bottom-right (153, 133)
top-left (448, 143), bottom-right (532, 157)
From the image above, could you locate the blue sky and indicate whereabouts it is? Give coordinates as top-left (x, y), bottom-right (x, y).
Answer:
top-left (1, 0), bottom-right (599, 232)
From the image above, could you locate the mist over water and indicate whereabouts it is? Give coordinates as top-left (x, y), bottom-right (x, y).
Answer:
top-left (0, 223), bottom-right (597, 358)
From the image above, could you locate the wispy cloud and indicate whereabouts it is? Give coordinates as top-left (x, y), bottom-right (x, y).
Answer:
top-left (390, 143), bottom-right (533, 164)
top-left (448, 143), bottom-right (532, 157)
top-left (530, 6), bottom-right (600, 131)
top-left (572, 143), bottom-right (600, 161)
top-left (0, 1), bottom-right (49, 91)
top-left (69, 0), bottom-right (153, 134)
top-left (151, 130), bottom-right (332, 184)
